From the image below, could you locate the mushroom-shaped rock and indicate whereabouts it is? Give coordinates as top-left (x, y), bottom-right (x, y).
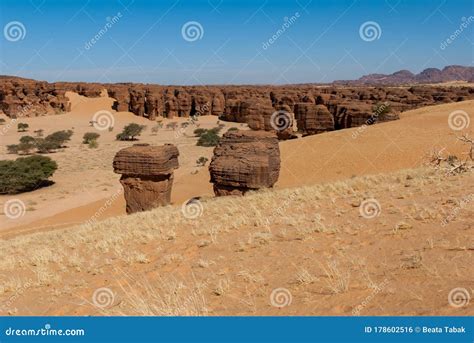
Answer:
top-left (113, 144), bottom-right (179, 214)
top-left (209, 130), bottom-right (280, 196)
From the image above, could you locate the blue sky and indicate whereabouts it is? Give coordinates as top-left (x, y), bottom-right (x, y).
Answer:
top-left (0, 0), bottom-right (472, 84)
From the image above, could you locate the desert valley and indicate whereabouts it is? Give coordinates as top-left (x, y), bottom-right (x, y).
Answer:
top-left (0, 66), bottom-right (473, 316)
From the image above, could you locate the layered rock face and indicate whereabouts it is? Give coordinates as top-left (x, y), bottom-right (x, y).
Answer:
top-left (113, 144), bottom-right (179, 214)
top-left (0, 77), bottom-right (70, 117)
top-left (209, 130), bottom-right (280, 196)
top-left (294, 103), bottom-right (334, 135)
top-left (2, 76), bottom-right (474, 139)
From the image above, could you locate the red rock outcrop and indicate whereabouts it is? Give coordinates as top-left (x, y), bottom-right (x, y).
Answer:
top-left (113, 144), bottom-right (179, 214)
top-left (2, 75), bottom-right (474, 139)
top-left (294, 103), bottom-right (334, 135)
top-left (209, 130), bottom-right (280, 196)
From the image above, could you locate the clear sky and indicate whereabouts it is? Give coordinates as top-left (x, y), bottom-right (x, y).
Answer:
top-left (0, 0), bottom-right (472, 84)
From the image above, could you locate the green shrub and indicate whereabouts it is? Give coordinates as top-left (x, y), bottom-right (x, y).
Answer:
top-left (116, 123), bottom-right (146, 141)
top-left (370, 103), bottom-right (392, 123)
top-left (20, 136), bottom-right (36, 144)
top-left (83, 132), bottom-right (100, 144)
top-left (7, 144), bottom-right (20, 154)
top-left (45, 130), bottom-right (73, 147)
top-left (196, 130), bottom-right (220, 147)
top-left (88, 139), bottom-right (99, 149)
top-left (0, 155), bottom-right (57, 194)
top-left (35, 138), bottom-right (59, 154)
top-left (227, 127), bottom-right (239, 132)
top-left (151, 123), bottom-right (162, 135)
top-left (193, 128), bottom-right (207, 137)
top-left (0, 118), bottom-right (6, 125)
top-left (17, 123), bottom-right (29, 132)
top-left (166, 122), bottom-right (178, 130)
top-left (196, 156), bottom-right (209, 166)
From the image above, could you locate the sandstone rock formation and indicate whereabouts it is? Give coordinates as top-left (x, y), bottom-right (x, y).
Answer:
top-left (294, 103), bottom-right (334, 135)
top-left (113, 144), bottom-right (179, 214)
top-left (209, 130), bottom-right (280, 196)
top-left (2, 75), bottom-right (474, 139)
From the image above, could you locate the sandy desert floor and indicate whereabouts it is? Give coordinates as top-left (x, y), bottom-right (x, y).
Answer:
top-left (0, 92), bottom-right (472, 316)
top-left (1, 94), bottom-right (472, 237)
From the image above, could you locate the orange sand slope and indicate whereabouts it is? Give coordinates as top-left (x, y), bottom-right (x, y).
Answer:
top-left (278, 101), bottom-right (473, 187)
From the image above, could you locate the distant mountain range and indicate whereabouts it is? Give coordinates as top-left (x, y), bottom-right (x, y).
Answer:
top-left (2, 65), bottom-right (474, 86)
top-left (334, 65), bottom-right (474, 85)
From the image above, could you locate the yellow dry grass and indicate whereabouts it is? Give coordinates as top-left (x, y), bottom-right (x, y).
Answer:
top-left (0, 166), bottom-right (472, 316)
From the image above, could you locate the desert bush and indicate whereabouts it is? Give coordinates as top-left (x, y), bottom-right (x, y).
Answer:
top-left (151, 123), bottom-right (162, 135)
top-left (166, 122), bottom-right (178, 130)
top-left (227, 127), bottom-right (238, 132)
top-left (0, 155), bottom-right (57, 194)
top-left (88, 140), bottom-right (99, 149)
top-left (17, 123), bottom-right (29, 132)
top-left (196, 130), bottom-right (220, 147)
top-left (0, 118), bottom-right (5, 125)
top-left (370, 103), bottom-right (392, 123)
top-left (83, 132), bottom-right (100, 144)
top-left (35, 138), bottom-right (59, 154)
top-left (19, 136), bottom-right (36, 144)
top-left (196, 156), bottom-right (209, 166)
top-left (116, 123), bottom-right (146, 141)
top-left (7, 144), bottom-right (20, 154)
top-left (45, 130), bottom-right (73, 147)
top-left (194, 128), bottom-right (207, 137)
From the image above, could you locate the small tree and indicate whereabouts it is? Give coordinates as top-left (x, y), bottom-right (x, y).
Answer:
top-left (196, 130), bottom-right (220, 147)
top-left (45, 130), bottom-right (73, 148)
top-left (166, 122), bottom-right (178, 130)
top-left (151, 123), bottom-right (163, 135)
top-left (83, 132), bottom-right (100, 144)
top-left (7, 144), bottom-right (20, 154)
top-left (17, 123), bottom-right (29, 132)
top-left (20, 136), bottom-right (36, 144)
top-left (196, 156), bottom-right (209, 166)
top-left (116, 123), bottom-right (146, 141)
top-left (0, 155), bottom-right (57, 194)
top-left (35, 138), bottom-right (59, 154)
top-left (193, 128), bottom-right (207, 137)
